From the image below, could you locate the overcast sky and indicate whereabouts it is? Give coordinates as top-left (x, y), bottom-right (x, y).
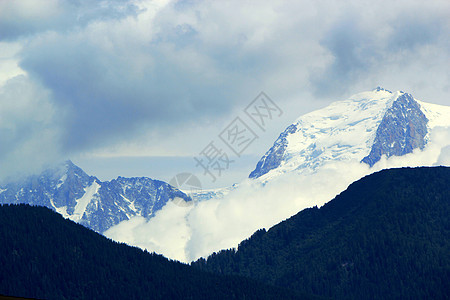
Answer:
top-left (0, 0), bottom-right (449, 187)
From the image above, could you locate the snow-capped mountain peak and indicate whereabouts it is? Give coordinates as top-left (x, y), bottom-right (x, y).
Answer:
top-left (0, 160), bottom-right (191, 233)
top-left (250, 88), bottom-right (448, 180)
top-left (100, 88), bottom-right (450, 263)
top-left (2, 88), bottom-right (449, 264)
top-left (361, 92), bottom-right (428, 166)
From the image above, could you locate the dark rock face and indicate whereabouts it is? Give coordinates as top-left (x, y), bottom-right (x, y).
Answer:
top-left (374, 86), bottom-right (392, 93)
top-left (249, 90), bottom-right (429, 179)
top-left (86, 177), bottom-right (189, 232)
top-left (0, 161), bottom-right (191, 233)
top-left (249, 124), bottom-right (297, 179)
top-left (362, 93), bottom-right (428, 167)
top-left (0, 160), bottom-right (95, 211)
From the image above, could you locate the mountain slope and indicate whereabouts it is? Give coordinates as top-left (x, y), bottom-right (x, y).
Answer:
top-left (361, 92), bottom-right (428, 166)
top-left (0, 204), bottom-right (317, 300)
top-left (249, 88), bottom-right (450, 180)
top-left (0, 161), bottom-right (190, 233)
top-left (101, 88), bottom-right (450, 262)
top-left (193, 167), bottom-right (450, 299)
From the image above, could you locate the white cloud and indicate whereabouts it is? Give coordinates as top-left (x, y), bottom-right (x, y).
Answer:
top-left (0, 42), bottom-right (25, 86)
top-left (0, 1), bottom-right (449, 187)
top-left (0, 0), bottom-right (61, 21)
top-left (373, 126), bottom-right (450, 169)
top-left (105, 201), bottom-right (194, 262)
top-left (437, 145), bottom-right (450, 165)
top-left (0, 75), bottom-right (62, 182)
top-left (104, 125), bottom-right (450, 263)
top-left (1, 0), bottom-right (447, 256)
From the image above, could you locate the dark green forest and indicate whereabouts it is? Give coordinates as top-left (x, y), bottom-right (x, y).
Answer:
top-left (1, 167), bottom-right (448, 299)
top-left (0, 204), bottom-right (315, 300)
top-left (193, 167), bottom-right (450, 299)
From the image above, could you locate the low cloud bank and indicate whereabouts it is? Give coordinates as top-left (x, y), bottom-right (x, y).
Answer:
top-left (105, 126), bottom-right (450, 263)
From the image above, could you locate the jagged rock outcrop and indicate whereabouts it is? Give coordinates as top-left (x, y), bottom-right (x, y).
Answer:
top-left (0, 161), bottom-right (190, 233)
top-left (361, 93), bottom-right (428, 166)
top-left (249, 124), bottom-right (297, 178)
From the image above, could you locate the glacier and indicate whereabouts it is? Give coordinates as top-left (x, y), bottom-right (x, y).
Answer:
top-left (0, 160), bottom-right (191, 233)
top-left (250, 88), bottom-right (449, 181)
top-left (2, 88), bottom-right (450, 263)
top-left (104, 88), bottom-right (450, 262)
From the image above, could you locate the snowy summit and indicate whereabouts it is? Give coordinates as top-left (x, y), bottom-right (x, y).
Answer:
top-left (250, 88), bottom-right (450, 181)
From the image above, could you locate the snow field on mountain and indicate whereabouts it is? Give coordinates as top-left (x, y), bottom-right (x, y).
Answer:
top-left (261, 90), bottom-right (398, 181)
top-left (106, 140), bottom-right (448, 263)
top-left (105, 90), bottom-right (450, 263)
top-left (70, 181), bottom-right (100, 222)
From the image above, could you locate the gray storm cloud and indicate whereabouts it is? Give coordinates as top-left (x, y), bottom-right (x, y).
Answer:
top-left (310, 3), bottom-right (450, 97)
top-left (0, 0), bottom-right (449, 180)
top-left (0, 76), bottom-right (62, 181)
top-left (0, 0), bottom-right (139, 41)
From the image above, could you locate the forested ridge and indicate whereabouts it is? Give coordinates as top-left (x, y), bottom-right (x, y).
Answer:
top-left (0, 204), bottom-right (316, 300)
top-left (2, 167), bottom-right (448, 299)
top-left (193, 167), bottom-right (450, 299)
